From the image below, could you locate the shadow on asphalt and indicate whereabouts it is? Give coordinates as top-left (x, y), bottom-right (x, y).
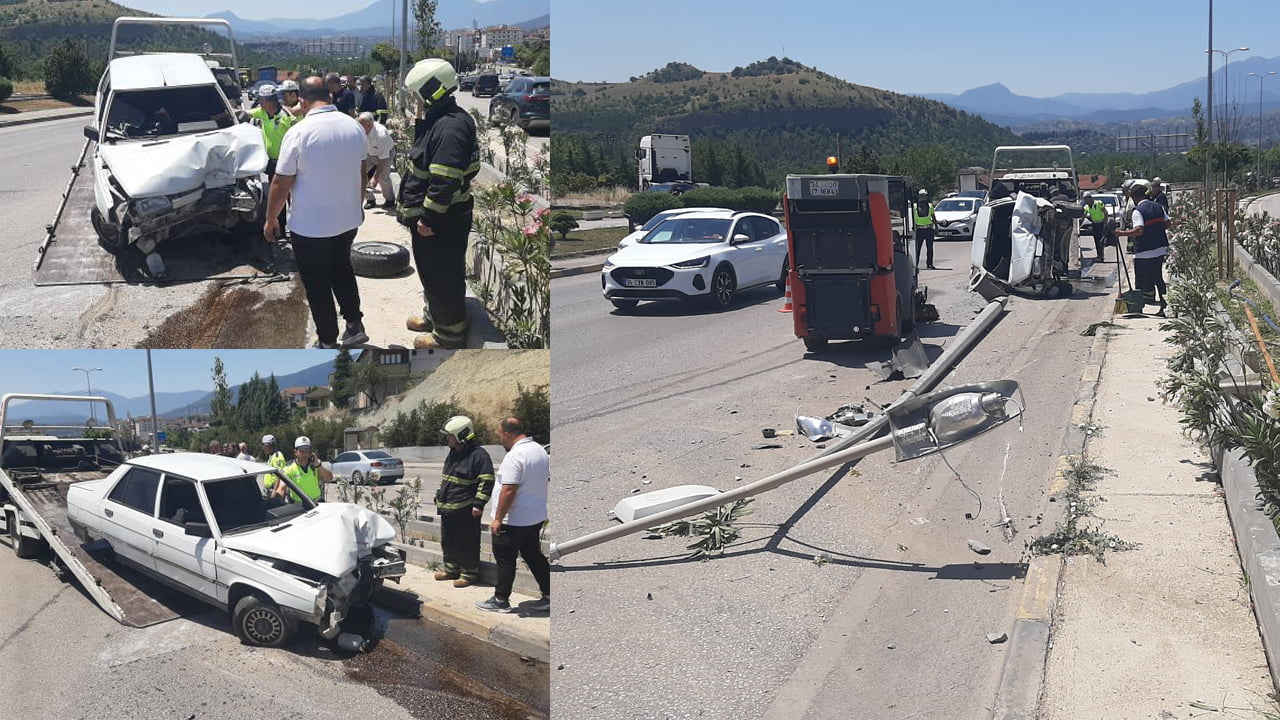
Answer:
top-left (608, 285), bottom-right (785, 317)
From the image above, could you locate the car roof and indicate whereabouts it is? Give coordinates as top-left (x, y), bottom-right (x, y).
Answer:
top-left (127, 451), bottom-right (275, 481)
top-left (662, 210), bottom-right (762, 220)
top-left (109, 54), bottom-right (218, 91)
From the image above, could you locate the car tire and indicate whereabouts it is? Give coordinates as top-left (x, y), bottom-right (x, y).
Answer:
top-left (803, 337), bottom-right (828, 353)
top-left (351, 241), bottom-right (411, 278)
top-left (775, 257), bottom-right (789, 293)
top-left (8, 510), bottom-right (45, 559)
top-left (351, 470), bottom-right (364, 485)
top-left (91, 207), bottom-right (125, 256)
top-left (707, 265), bottom-right (736, 309)
top-left (901, 293), bottom-right (916, 334)
top-left (232, 594), bottom-right (295, 647)
top-left (610, 299), bottom-right (639, 311)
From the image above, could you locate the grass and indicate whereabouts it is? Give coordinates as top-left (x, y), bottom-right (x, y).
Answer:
top-left (0, 94), bottom-right (93, 114)
top-left (552, 226), bottom-right (628, 257)
top-left (1029, 457), bottom-right (1134, 563)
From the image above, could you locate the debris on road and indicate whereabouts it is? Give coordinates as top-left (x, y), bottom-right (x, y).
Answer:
top-left (795, 414), bottom-right (853, 442)
top-left (967, 540), bottom-right (992, 555)
top-left (986, 632), bottom-right (1008, 644)
top-left (752, 443), bottom-right (784, 450)
top-left (827, 404), bottom-right (873, 427)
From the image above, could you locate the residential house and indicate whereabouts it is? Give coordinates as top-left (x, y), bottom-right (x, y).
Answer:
top-left (350, 348), bottom-right (453, 409)
top-left (305, 387), bottom-right (333, 415)
top-left (281, 386), bottom-right (309, 410)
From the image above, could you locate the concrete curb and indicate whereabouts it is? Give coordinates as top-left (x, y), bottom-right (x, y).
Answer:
top-left (1219, 445), bottom-right (1280, 692)
top-left (990, 330), bottom-right (1110, 720)
top-left (1235, 245), bottom-right (1280, 317)
top-left (550, 260), bottom-right (606, 279)
top-left (0, 107), bottom-right (93, 129)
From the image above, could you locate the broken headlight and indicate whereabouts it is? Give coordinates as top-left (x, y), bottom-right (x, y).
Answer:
top-left (132, 196), bottom-right (173, 219)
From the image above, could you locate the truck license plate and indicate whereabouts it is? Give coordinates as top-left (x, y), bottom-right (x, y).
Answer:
top-left (809, 180), bottom-right (839, 197)
top-left (624, 279), bottom-right (656, 287)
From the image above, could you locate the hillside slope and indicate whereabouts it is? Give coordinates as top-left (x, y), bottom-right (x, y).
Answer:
top-left (553, 57), bottom-right (1024, 179)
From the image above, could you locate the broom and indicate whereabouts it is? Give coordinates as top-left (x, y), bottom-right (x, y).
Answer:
top-left (1113, 231), bottom-right (1144, 314)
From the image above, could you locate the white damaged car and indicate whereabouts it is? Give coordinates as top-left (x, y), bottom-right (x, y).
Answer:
top-left (66, 453), bottom-right (405, 647)
top-left (84, 53), bottom-right (267, 262)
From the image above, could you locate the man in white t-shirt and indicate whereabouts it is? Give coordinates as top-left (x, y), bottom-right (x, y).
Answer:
top-left (264, 76), bottom-right (369, 349)
top-left (235, 442), bottom-right (254, 462)
top-left (358, 112), bottom-right (395, 210)
top-left (1115, 183), bottom-right (1172, 316)
top-left (477, 416), bottom-right (550, 614)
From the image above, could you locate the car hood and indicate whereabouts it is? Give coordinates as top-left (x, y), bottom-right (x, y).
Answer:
top-left (609, 242), bottom-right (722, 267)
top-left (97, 123), bottom-right (268, 198)
top-left (935, 210), bottom-right (975, 222)
top-left (219, 502), bottom-right (395, 578)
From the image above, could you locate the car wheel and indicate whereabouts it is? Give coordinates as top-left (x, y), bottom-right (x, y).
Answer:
top-left (351, 470), bottom-right (364, 485)
top-left (775, 257), bottom-right (789, 293)
top-left (91, 207), bottom-right (125, 256)
top-left (901, 293), bottom-right (916, 334)
top-left (803, 337), bottom-right (829, 353)
top-left (610, 299), bottom-right (639, 311)
top-left (233, 594), bottom-right (295, 647)
top-left (708, 265), bottom-right (736, 308)
top-left (350, 241), bottom-right (411, 278)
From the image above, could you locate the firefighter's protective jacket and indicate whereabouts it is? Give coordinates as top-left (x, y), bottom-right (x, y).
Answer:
top-left (398, 96), bottom-right (480, 228)
top-left (435, 442), bottom-right (495, 515)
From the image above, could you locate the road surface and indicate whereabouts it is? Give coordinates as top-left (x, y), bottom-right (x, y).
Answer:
top-left (0, 534), bottom-right (548, 719)
top-left (549, 239), bottom-right (1118, 719)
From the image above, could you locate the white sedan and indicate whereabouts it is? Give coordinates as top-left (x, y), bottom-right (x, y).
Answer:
top-left (933, 197), bottom-right (981, 239)
top-left (65, 453), bottom-right (406, 647)
top-left (602, 210), bottom-right (788, 310)
top-left (328, 449), bottom-right (404, 485)
top-left (618, 206), bottom-right (730, 248)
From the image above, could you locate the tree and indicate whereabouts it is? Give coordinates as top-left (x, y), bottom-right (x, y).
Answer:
top-left (370, 43), bottom-right (400, 73)
top-left (43, 38), bottom-right (93, 98)
top-left (349, 358), bottom-right (388, 407)
top-left (890, 144), bottom-right (955, 197)
top-left (264, 375), bottom-right (290, 425)
top-left (550, 211), bottom-right (579, 240)
top-left (0, 42), bottom-right (14, 81)
top-left (531, 49), bottom-right (550, 76)
top-left (210, 357), bottom-right (234, 428)
top-left (412, 0), bottom-right (443, 58)
top-left (331, 349), bottom-right (354, 409)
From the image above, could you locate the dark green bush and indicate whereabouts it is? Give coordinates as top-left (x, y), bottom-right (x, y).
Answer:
top-left (43, 39), bottom-right (93, 98)
top-left (623, 191), bottom-right (681, 225)
top-left (677, 186), bottom-right (739, 209)
top-left (0, 77), bottom-right (11, 104)
top-left (510, 384), bottom-right (550, 445)
top-left (733, 186), bottom-right (782, 214)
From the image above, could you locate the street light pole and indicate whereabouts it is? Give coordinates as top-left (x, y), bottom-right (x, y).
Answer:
top-left (72, 367), bottom-right (102, 423)
top-left (1249, 72), bottom-right (1276, 185)
top-left (1207, 46), bottom-right (1250, 185)
top-left (1205, 0), bottom-right (1213, 194)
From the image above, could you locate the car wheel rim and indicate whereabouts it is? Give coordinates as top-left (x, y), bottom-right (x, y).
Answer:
top-left (245, 608), bottom-right (283, 644)
top-left (714, 272), bottom-right (733, 305)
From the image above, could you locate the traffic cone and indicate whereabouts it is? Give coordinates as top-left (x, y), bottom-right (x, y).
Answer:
top-left (779, 277), bottom-right (793, 313)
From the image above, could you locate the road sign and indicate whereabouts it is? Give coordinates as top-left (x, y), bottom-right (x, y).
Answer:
top-left (156, 431), bottom-right (167, 443)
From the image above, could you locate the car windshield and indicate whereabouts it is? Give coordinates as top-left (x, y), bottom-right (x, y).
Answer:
top-left (641, 211), bottom-right (686, 231)
top-left (935, 199), bottom-right (974, 212)
top-left (106, 85), bottom-right (233, 139)
top-left (364, 451), bottom-right (392, 459)
top-left (642, 218), bottom-right (731, 244)
top-left (204, 472), bottom-right (313, 535)
top-left (1099, 196), bottom-right (1117, 207)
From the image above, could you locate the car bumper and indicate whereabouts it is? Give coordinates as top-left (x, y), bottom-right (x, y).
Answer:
top-left (601, 265), bottom-right (708, 302)
top-left (934, 223), bottom-right (973, 238)
top-left (106, 179), bottom-right (263, 253)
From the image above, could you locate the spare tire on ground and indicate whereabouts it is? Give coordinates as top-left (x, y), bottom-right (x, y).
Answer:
top-left (351, 241), bottom-right (411, 278)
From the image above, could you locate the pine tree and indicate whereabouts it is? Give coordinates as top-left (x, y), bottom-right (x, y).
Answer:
top-left (210, 357), bottom-right (234, 428)
top-left (331, 350), bottom-right (353, 409)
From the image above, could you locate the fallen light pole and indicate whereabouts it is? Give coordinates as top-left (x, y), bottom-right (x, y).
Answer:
top-left (550, 379), bottom-right (1023, 561)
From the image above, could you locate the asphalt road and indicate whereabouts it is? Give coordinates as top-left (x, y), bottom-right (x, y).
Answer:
top-left (0, 534), bottom-right (545, 720)
top-left (549, 239), bottom-right (1118, 719)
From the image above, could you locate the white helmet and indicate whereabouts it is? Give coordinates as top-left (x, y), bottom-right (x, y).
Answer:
top-left (918, 189), bottom-right (928, 196)
top-left (294, 436), bottom-right (312, 449)
top-left (405, 58), bottom-right (458, 105)
top-left (442, 415), bottom-right (475, 444)
top-left (279, 80), bottom-right (299, 93)
top-left (262, 434), bottom-right (277, 446)
top-left (256, 83), bottom-right (278, 100)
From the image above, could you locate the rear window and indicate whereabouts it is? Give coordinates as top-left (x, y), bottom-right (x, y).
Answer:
top-left (108, 466), bottom-right (161, 515)
top-left (364, 450), bottom-right (392, 459)
top-left (529, 81), bottom-right (549, 96)
top-left (106, 85), bottom-right (233, 138)
top-left (476, 75), bottom-right (498, 87)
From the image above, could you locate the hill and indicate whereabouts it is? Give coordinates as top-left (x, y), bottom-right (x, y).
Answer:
top-left (553, 57), bottom-right (1024, 186)
top-left (205, 0), bottom-right (549, 38)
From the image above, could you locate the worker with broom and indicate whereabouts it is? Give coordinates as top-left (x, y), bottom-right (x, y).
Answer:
top-left (1115, 183), bottom-right (1172, 317)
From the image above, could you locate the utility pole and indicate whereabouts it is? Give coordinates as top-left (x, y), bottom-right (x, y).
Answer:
top-left (398, 0), bottom-right (409, 115)
top-left (146, 350), bottom-right (160, 450)
top-left (1206, 0), bottom-right (1214, 195)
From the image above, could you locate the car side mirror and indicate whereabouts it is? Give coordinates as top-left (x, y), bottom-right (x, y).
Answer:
top-left (732, 233), bottom-right (751, 244)
top-left (83, 125), bottom-right (99, 142)
top-left (184, 521), bottom-right (213, 538)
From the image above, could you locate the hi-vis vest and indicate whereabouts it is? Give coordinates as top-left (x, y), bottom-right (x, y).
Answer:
top-left (914, 202), bottom-right (934, 227)
top-left (274, 461), bottom-right (322, 502)
top-left (249, 106), bottom-right (296, 160)
top-left (1085, 201), bottom-right (1108, 223)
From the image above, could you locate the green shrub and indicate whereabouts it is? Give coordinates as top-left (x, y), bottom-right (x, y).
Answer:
top-left (0, 77), bottom-right (11, 104)
top-left (43, 38), bottom-right (93, 98)
top-left (678, 186), bottom-right (739, 210)
top-left (549, 210), bottom-right (579, 240)
top-left (734, 186), bottom-right (782, 214)
top-left (509, 384), bottom-right (550, 445)
top-left (623, 191), bottom-right (681, 225)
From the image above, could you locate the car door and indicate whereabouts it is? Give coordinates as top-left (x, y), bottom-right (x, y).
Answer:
top-left (754, 215), bottom-right (788, 280)
top-left (333, 452), bottom-right (359, 479)
top-left (153, 474), bottom-right (218, 600)
top-left (730, 216), bottom-right (771, 287)
top-left (102, 465), bottom-right (161, 570)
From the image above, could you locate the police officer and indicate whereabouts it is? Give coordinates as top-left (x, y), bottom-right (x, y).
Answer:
top-left (261, 434), bottom-right (287, 470)
top-left (249, 84), bottom-right (296, 235)
top-left (398, 58), bottom-right (480, 350)
top-left (914, 189), bottom-right (937, 270)
top-left (1082, 193), bottom-right (1110, 263)
top-left (434, 416), bottom-right (495, 588)
top-left (270, 436), bottom-right (331, 502)
top-left (279, 79), bottom-right (304, 119)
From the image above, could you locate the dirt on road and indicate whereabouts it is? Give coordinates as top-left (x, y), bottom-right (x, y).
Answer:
top-left (139, 281), bottom-right (308, 348)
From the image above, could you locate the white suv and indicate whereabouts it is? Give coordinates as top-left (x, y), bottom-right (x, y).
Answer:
top-left (602, 210), bottom-right (788, 310)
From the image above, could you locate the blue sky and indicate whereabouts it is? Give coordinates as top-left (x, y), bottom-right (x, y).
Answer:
top-left (0, 350), bottom-right (333, 398)
top-left (552, 0), bottom-right (1279, 96)
top-left (123, 0), bottom-right (496, 21)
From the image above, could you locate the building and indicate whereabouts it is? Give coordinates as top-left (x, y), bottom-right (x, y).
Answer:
top-left (350, 348), bottom-right (453, 409)
top-left (525, 26), bottom-right (550, 45)
top-left (302, 36), bottom-right (359, 57)
top-left (480, 25), bottom-right (524, 51)
top-left (446, 28), bottom-right (478, 55)
top-left (281, 386), bottom-right (310, 410)
top-left (305, 387), bottom-right (333, 415)
top-left (133, 416), bottom-right (169, 439)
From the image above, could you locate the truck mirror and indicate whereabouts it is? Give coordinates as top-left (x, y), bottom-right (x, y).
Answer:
top-left (184, 522), bottom-right (213, 538)
top-left (83, 125), bottom-right (100, 143)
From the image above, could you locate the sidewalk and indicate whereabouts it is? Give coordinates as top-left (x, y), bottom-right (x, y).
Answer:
top-left (551, 249), bottom-right (612, 279)
top-left (1038, 318), bottom-right (1273, 717)
top-left (391, 558), bottom-right (550, 662)
top-left (0, 105), bottom-right (92, 129)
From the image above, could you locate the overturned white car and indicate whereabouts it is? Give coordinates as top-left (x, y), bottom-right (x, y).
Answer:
top-left (83, 49), bottom-right (266, 260)
top-left (65, 453), bottom-right (405, 647)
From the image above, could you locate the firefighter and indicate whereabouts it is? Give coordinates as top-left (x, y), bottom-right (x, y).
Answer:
top-left (434, 416), bottom-right (495, 588)
top-left (914, 189), bottom-right (937, 270)
top-left (398, 58), bottom-right (480, 350)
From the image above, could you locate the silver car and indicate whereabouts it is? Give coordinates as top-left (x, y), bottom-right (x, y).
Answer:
top-left (330, 450), bottom-right (405, 485)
